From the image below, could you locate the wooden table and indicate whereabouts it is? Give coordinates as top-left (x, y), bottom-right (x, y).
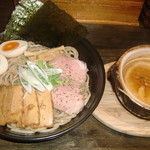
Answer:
top-left (0, 23), bottom-right (150, 149)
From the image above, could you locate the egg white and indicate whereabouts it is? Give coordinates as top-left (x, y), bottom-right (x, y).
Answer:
top-left (0, 40), bottom-right (28, 58)
top-left (0, 55), bottom-right (8, 75)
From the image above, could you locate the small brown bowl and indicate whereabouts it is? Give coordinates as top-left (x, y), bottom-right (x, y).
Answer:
top-left (108, 45), bottom-right (150, 120)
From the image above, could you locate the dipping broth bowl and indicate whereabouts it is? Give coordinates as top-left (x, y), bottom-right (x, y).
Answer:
top-left (109, 45), bottom-right (150, 119)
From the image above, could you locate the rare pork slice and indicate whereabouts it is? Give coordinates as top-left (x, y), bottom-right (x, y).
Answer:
top-left (36, 91), bottom-right (53, 128)
top-left (1, 85), bottom-right (23, 126)
top-left (21, 88), bottom-right (39, 128)
top-left (52, 85), bottom-right (84, 115)
top-left (50, 56), bottom-right (88, 85)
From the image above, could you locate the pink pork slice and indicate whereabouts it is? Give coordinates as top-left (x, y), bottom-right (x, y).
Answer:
top-left (51, 56), bottom-right (88, 84)
top-left (52, 85), bottom-right (84, 115)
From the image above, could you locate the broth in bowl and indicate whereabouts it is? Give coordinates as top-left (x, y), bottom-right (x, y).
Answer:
top-left (123, 57), bottom-right (150, 105)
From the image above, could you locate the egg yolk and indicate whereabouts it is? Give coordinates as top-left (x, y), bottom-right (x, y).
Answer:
top-left (2, 42), bottom-right (19, 51)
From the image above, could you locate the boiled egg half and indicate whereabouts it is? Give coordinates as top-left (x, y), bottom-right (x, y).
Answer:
top-left (0, 40), bottom-right (28, 58)
top-left (0, 55), bottom-right (8, 75)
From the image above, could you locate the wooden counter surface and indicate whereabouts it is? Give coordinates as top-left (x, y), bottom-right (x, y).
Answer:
top-left (0, 23), bottom-right (150, 150)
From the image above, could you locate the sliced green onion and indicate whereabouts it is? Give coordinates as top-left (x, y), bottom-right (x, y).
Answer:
top-left (37, 60), bottom-right (47, 69)
top-left (47, 63), bottom-right (54, 68)
top-left (26, 61), bottom-right (53, 91)
top-left (19, 67), bottom-right (32, 94)
top-left (20, 55), bottom-right (28, 61)
top-left (19, 67), bottom-right (45, 92)
top-left (13, 81), bottom-right (28, 85)
top-left (44, 68), bottom-right (62, 75)
top-left (48, 74), bottom-right (72, 87)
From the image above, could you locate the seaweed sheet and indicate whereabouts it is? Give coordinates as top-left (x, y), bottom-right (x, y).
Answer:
top-left (2, 0), bottom-right (88, 47)
top-left (2, 0), bottom-right (43, 42)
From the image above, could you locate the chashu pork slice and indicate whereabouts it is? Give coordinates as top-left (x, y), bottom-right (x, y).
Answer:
top-left (0, 85), bottom-right (53, 128)
top-left (0, 86), bottom-right (7, 125)
top-left (1, 85), bottom-right (23, 126)
top-left (21, 88), bottom-right (39, 128)
top-left (36, 90), bottom-right (53, 128)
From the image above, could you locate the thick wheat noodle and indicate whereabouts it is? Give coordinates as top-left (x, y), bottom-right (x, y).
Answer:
top-left (64, 46), bottom-right (79, 58)
top-left (0, 42), bottom-right (90, 134)
top-left (0, 56), bottom-right (25, 85)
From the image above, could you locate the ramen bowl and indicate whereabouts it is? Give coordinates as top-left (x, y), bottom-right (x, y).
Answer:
top-left (0, 38), bottom-right (105, 142)
top-left (109, 45), bottom-right (150, 119)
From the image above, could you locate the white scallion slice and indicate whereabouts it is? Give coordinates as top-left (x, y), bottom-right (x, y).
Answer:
top-left (26, 61), bottom-right (53, 91)
top-left (19, 67), bottom-right (32, 94)
top-left (44, 68), bottom-right (62, 75)
top-left (19, 67), bottom-right (45, 92)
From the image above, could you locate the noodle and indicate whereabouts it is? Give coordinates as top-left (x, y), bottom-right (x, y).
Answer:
top-left (0, 42), bottom-right (91, 134)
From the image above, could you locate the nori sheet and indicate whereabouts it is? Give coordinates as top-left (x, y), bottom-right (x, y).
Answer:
top-left (18, 0), bottom-right (88, 47)
top-left (2, 0), bottom-right (43, 41)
